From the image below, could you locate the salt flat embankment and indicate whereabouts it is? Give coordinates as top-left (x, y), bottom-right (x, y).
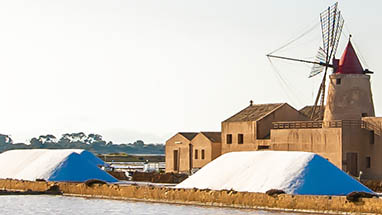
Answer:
top-left (0, 179), bottom-right (380, 214)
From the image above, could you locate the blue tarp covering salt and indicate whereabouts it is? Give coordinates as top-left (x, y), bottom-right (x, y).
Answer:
top-left (0, 149), bottom-right (117, 183)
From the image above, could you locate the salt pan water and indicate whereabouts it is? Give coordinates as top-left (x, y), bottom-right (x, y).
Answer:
top-left (0, 195), bottom-right (299, 215)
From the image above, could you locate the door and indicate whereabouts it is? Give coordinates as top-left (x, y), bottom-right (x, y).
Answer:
top-left (189, 144), bottom-right (193, 172)
top-left (346, 152), bottom-right (358, 176)
top-left (173, 150), bottom-right (179, 172)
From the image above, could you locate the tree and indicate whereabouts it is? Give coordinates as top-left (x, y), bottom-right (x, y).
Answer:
top-left (0, 134), bottom-right (12, 145)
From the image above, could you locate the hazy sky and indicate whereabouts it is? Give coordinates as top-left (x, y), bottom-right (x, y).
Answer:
top-left (0, 0), bottom-right (381, 144)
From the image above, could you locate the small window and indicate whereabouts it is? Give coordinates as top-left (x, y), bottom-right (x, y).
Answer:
top-left (195, 149), bottom-right (198, 159)
top-left (362, 113), bottom-right (368, 117)
top-left (201, 149), bottom-right (205, 159)
top-left (336, 78), bottom-right (341, 85)
top-left (366, 157), bottom-right (371, 168)
top-left (238, 134), bottom-right (244, 144)
top-left (370, 131), bottom-right (375, 144)
top-left (226, 134), bottom-right (232, 144)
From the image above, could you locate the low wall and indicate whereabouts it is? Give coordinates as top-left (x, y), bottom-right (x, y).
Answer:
top-left (0, 179), bottom-right (380, 214)
top-left (107, 171), bottom-right (130, 181)
top-left (131, 172), bottom-right (188, 183)
top-left (362, 180), bottom-right (382, 192)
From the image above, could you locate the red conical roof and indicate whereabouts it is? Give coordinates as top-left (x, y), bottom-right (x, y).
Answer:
top-left (336, 40), bottom-right (364, 74)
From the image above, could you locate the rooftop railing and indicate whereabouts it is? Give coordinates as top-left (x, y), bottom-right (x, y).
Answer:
top-left (273, 120), bottom-right (381, 135)
top-left (273, 121), bottom-right (323, 129)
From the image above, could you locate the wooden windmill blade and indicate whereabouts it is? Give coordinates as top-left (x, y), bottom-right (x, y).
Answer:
top-left (309, 47), bottom-right (327, 78)
top-left (319, 2), bottom-right (344, 64)
top-left (310, 2), bottom-right (344, 120)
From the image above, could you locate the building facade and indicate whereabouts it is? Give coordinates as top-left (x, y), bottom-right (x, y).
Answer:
top-left (165, 132), bottom-right (197, 173)
top-left (221, 103), bottom-right (309, 154)
top-left (165, 132), bottom-right (221, 173)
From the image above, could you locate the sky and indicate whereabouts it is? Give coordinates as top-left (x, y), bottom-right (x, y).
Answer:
top-left (0, 0), bottom-right (381, 144)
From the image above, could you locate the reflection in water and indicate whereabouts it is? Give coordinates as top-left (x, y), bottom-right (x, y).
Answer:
top-left (0, 195), bottom-right (302, 215)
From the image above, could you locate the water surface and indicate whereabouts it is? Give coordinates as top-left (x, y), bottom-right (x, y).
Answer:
top-left (0, 195), bottom-right (302, 215)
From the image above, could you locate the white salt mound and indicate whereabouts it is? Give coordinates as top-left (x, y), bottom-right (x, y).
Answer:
top-left (176, 151), bottom-right (372, 195)
top-left (0, 149), bottom-right (117, 183)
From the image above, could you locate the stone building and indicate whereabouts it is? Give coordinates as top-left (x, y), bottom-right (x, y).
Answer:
top-left (191, 132), bottom-right (221, 170)
top-left (165, 132), bottom-right (197, 173)
top-left (221, 103), bottom-right (308, 154)
top-left (165, 40), bottom-right (382, 179)
top-left (165, 132), bottom-right (221, 173)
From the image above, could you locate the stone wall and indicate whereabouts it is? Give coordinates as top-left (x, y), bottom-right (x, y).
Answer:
top-left (342, 126), bottom-right (382, 179)
top-left (131, 172), bottom-right (188, 183)
top-left (0, 179), bottom-right (380, 214)
top-left (191, 133), bottom-right (217, 169)
top-left (362, 179), bottom-right (382, 193)
top-left (221, 121), bottom-right (257, 154)
top-left (324, 74), bottom-right (375, 121)
top-left (256, 104), bottom-right (309, 140)
top-left (271, 127), bottom-right (343, 168)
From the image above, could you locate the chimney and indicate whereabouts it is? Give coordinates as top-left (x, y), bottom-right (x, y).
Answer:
top-left (250, 100), bottom-right (253, 106)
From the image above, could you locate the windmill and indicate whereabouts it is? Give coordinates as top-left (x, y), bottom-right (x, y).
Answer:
top-left (267, 2), bottom-right (344, 120)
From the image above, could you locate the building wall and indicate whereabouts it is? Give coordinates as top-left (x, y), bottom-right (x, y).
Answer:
top-left (270, 128), bottom-right (343, 168)
top-left (324, 74), bottom-right (375, 121)
top-left (342, 126), bottom-right (382, 179)
top-left (221, 121), bottom-right (257, 154)
top-left (191, 134), bottom-right (219, 169)
top-left (362, 117), bottom-right (382, 128)
top-left (257, 104), bottom-right (309, 139)
top-left (166, 133), bottom-right (222, 173)
top-left (211, 140), bottom-right (222, 160)
top-left (361, 117), bottom-right (382, 178)
top-left (221, 104), bottom-right (309, 154)
top-left (165, 134), bottom-right (191, 173)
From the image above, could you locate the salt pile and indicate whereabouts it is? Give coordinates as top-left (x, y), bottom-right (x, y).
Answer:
top-left (0, 149), bottom-right (117, 183)
top-left (176, 151), bottom-right (372, 195)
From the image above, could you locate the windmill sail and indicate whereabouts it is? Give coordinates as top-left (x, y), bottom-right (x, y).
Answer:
top-left (320, 2), bottom-right (344, 63)
top-left (309, 47), bottom-right (327, 78)
top-left (266, 2), bottom-right (345, 120)
top-left (310, 3), bottom-right (344, 79)
top-left (309, 2), bottom-right (345, 120)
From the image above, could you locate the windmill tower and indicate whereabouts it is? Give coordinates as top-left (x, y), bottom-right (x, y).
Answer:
top-left (267, 3), bottom-right (374, 121)
top-left (323, 38), bottom-right (375, 122)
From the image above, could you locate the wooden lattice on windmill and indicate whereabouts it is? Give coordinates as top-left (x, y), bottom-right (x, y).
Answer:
top-left (267, 2), bottom-right (345, 121)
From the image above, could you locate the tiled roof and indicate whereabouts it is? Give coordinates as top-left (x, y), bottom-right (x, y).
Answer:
top-left (223, 103), bottom-right (285, 122)
top-left (178, 132), bottom-right (198, 141)
top-left (201, 132), bottom-right (221, 143)
top-left (299, 106), bottom-right (324, 121)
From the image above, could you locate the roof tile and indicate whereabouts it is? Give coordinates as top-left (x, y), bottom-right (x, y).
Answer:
top-left (223, 103), bottom-right (285, 122)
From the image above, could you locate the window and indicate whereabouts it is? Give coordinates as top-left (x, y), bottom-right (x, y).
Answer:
top-left (201, 149), bottom-right (205, 159)
top-left (362, 113), bottom-right (368, 117)
top-left (366, 157), bottom-right (371, 168)
top-left (226, 134), bottom-right (232, 144)
top-left (194, 149), bottom-right (198, 159)
top-left (238, 134), bottom-right (244, 144)
top-left (370, 131), bottom-right (375, 145)
top-left (336, 78), bottom-right (341, 85)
